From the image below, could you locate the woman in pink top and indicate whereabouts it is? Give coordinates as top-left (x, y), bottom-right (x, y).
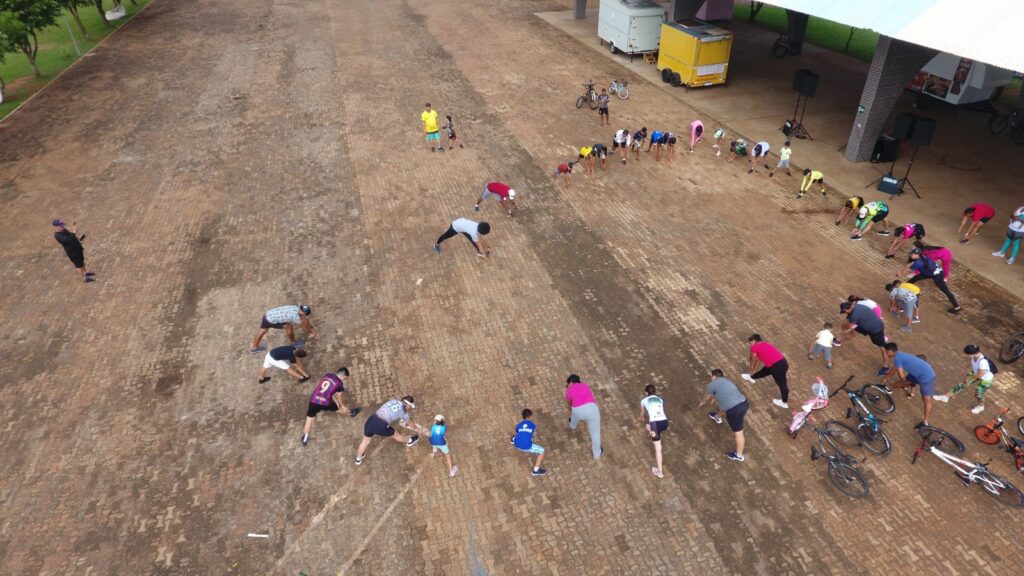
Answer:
top-left (689, 120), bottom-right (704, 152)
top-left (565, 374), bottom-right (602, 459)
top-left (915, 242), bottom-right (952, 280)
top-left (885, 223), bottom-right (925, 259)
top-left (741, 334), bottom-right (790, 408)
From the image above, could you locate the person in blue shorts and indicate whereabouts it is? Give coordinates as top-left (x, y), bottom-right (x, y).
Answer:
top-left (430, 414), bottom-right (458, 478)
top-left (511, 408), bottom-right (546, 476)
top-left (698, 369), bottom-right (749, 462)
top-left (646, 129), bottom-right (666, 161)
top-left (883, 343), bottom-right (949, 428)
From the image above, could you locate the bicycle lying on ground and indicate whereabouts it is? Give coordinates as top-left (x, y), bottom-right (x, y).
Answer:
top-left (999, 331), bottom-right (1024, 364)
top-left (988, 108), bottom-right (1024, 145)
top-left (608, 79), bottom-right (629, 100)
top-left (827, 379), bottom-right (894, 455)
top-left (912, 425), bottom-right (1024, 508)
top-left (809, 417), bottom-right (869, 498)
top-left (974, 407), bottom-right (1024, 474)
top-left (576, 80), bottom-right (598, 110)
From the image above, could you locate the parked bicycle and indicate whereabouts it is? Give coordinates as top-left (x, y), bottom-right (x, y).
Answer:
top-left (988, 107), bottom-right (1024, 145)
top-left (770, 33), bottom-right (801, 58)
top-left (608, 79), bottom-right (629, 100)
top-left (788, 377), bottom-right (831, 438)
top-left (576, 80), bottom-right (599, 110)
top-left (827, 379), bottom-right (894, 455)
top-left (809, 417), bottom-right (869, 498)
top-left (999, 330), bottom-right (1024, 364)
top-left (974, 407), bottom-right (1024, 474)
top-left (912, 425), bottom-right (1024, 508)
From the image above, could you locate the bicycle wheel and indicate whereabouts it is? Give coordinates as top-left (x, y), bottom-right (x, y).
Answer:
top-left (858, 424), bottom-right (892, 456)
top-left (917, 426), bottom-right (965, 453)
top-left (575, 96), bottom-right (585, 109)
top-left (1012, 124), bottom-right (1024, 145)
top-left (976, 471), bottom-right (1024, 508)
top-left (827, 462), bottom-right (869, 498)
top-left (860, 384), bottom-right (895, 414)
top-left (1018, 416), bottom-right (1024, 437)
top-left (989, 114), bottom-right (1009, 135)
top-left (771, 40), bottom-right (789, 59)
top-left (617, 86), bottom-right (629, 100)
top-left (974, 425), bottom-right (1001, 446)
top-left (999, 332), bottom-right (1024, 364)
top-left (824, 420), bottom-right (861, 449)
top-left (587, 92), bottom-right (599, 110)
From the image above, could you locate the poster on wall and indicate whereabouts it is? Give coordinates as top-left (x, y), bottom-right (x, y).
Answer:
top-left (925, 74), bottom-right (951, 98)
top-left (907, 70), bottom-right (927, 93)
top-left (950, 58), bottom-right (973, 96)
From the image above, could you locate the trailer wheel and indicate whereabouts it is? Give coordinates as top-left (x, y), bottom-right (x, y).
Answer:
top-left (609, 42), bottom-right (618, 54)
top-left (661, 68), bottom-right (672, 83)
top-left (670, 72), bottom-right (682, 87)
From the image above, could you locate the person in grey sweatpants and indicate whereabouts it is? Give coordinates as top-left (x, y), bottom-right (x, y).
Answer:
top-left (565, 374), bottom-right (602, 459)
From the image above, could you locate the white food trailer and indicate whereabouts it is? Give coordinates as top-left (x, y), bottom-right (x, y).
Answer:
top-left (598, 0), bottom-right (664, 56)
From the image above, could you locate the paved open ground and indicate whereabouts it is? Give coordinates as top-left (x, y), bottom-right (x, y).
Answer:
top-left (1, 0), bottom-right (1022, 574)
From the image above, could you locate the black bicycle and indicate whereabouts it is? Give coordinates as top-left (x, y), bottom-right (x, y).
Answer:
top-left (810, 420), bottom-right (869, 498)
top-left (828, 380), bottom-right (894, 455)
top-left (771, 34), bottom-right (801, 58)
top-left (988, 108), bottom-right (1024, 145)
top-left (999, 331), bottom-right (1024, 364)
top-left (575, 80), bottom-right (598, 110)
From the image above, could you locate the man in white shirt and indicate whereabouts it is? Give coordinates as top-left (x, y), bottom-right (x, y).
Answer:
top-left (950, 344), bottom-right (996, 414)
top-left (639, 384), bottom-right (669, 478)
top-left (434, 218), bottom-right (491, 258)
top-left (613, 128), bottom-right (632, 164)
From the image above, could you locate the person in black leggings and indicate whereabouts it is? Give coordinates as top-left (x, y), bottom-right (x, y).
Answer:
top-left (434, 218), bottom-right (491, 257)
top-left (740, 334), bottom-right (790, 409)
top-left (905, 248), bottom-right (959, 311)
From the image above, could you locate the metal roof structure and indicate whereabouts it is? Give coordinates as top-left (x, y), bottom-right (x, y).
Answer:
top-left (756, 0), bottom-right (1023, 72)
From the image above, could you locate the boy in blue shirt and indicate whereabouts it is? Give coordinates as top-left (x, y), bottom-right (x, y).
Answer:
top-left (430, 415), bottom-right (458, 478)
top-left (510, 408), bottom-right (546, 476)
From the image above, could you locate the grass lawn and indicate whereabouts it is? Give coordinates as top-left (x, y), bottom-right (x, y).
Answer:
top-left (0, 0), bottom-right (152, 120)
top-left (732, 2), bottom-right (880, 62)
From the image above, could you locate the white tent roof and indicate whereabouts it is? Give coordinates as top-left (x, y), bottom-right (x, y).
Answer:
top-left (758, 0), bottom-right (1023, 72)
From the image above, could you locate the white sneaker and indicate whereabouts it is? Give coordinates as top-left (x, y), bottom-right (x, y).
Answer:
top-left (971, 404), bottom-right (986, 415)
top-left (992, 251), bottom-right (1005, 258)
top-left (933, 395), bottom-right (950, 403)
top-left (772, 399), bottom-right (789, 409)
top-left (1009, 257), bottom-right (1016, 265)
top-left (450, 465), bottom-right (459, 477)
top-left (741, 374), bottom-right (755, 384)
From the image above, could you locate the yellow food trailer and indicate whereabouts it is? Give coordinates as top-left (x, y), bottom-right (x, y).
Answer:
top-left (657, 19), bottom-right (733, 88)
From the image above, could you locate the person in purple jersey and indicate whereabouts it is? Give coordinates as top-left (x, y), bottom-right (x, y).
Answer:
top-left (355, 396), bottom-right (422, 465)
top-left (301, 367), bottom-right (362, 447)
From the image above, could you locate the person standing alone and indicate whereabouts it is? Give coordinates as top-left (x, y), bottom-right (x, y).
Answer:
top-left (741, 334), bottom-right (790, 408)
top-left (52, 219), bottom-right (93, 283)
top-left (565, 374), bottom-right (602, 460)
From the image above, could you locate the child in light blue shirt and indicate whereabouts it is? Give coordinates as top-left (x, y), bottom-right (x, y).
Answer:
top-left (430, 415), bottom-right (458, 478)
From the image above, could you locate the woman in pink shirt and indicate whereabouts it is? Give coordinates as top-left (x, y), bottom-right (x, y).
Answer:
top-left (915, 242), bottom-right (952, 280)
top-left (741, 334), bottom-right (790, 409)
top-left (565, 374), bottom-right (602, 459)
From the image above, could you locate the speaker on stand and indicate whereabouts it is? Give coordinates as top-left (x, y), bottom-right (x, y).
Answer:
top-left (781, 69), bottom-right (817, 140)
top-left (865, 113), bottom-right (933, 199)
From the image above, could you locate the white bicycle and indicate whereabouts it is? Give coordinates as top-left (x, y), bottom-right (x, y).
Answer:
top-left (609, 79), bottom-right (629, 100)
top-left (912, 426), bottom-right (1024, 508)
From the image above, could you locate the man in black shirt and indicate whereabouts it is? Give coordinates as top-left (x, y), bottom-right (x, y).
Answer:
top-left (52, 219), bottom-right (93, 282)
top-left (257, 345), bottom-right (310, 383)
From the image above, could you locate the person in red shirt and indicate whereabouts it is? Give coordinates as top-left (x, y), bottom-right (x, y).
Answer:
top-left (554, 161), bottom-right (575, 187)
top-left (740, 334), bottom-right (790, 408)
top-left (474, 181), bottom-right (518, 217)
top-left (958, 203), bottom-right (995, 244)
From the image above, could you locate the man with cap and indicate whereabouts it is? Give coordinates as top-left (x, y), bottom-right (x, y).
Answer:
top-left (251, 304), bottom-right (316, 353)
top-left (905, 247), bottom-right (961, 314)
top-left (951, 344), bottom-right (996, 414)
top-left (474, 181), bottom-right (518, 217)
top-left (837, 301), bottom-right (889, 370)
top-left (434, 218), bottom-right (491, 258)
top-left (301, 367), bottom-right (361, 446)
top-left (52, 219), bottom-right (93, 282)
top-left (355, 396), bottom-right (422, 465)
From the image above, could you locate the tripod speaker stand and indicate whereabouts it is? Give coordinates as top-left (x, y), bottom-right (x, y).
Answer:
top-left (866, 114), bottom-right (934, 199)
top-left (782, 69), bottom-right (818, 140)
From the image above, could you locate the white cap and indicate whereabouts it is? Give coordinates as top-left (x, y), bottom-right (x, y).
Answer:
top-left (434, 414), bottom-right (444, 422)
top-left (858, 207), bottom-right (868, 218)
top-left (508, 189), bottom-right (516, 199)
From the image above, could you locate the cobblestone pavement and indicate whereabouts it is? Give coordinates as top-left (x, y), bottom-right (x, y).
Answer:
top-left (1, 0), bottom-right (1022, 574)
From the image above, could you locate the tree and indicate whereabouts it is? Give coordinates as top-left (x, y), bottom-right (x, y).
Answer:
top-left (59, 0), bottom-right (93, 41)
top-left (0, 12), bottom-right (19, 100)
top-left (0, 0), bottom-right (62, 78)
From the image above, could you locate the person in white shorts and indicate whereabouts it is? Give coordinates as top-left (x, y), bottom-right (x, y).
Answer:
top-left (257, 345), bottom-right (310, 383)
top-left (639, 384), bottom-right (669, 478)
top-left (748, 141), bottom-right (770, 173)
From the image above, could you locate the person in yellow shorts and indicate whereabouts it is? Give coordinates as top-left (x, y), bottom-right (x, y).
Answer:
top-left (421, 103), bottom-right (441, 152)
top-left (797, 169), bottom-right (826, 198)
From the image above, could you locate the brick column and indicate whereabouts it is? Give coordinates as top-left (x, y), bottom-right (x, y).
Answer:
top-left (845, 36), bottom-right (937, 162)
top-left (574, 0), bottom-right (587, 19)
top-left (668, 0), bottom-right (704, 22)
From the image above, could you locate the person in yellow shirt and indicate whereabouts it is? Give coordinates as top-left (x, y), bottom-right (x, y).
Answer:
top-left (798, 168), bottom-right (825, 198)
top-left (578, 145), bottom-right (595, 174)
top-left (421, 103), bottom-right (441, 152)
top-left (834, 196), bottom-right (864, 226)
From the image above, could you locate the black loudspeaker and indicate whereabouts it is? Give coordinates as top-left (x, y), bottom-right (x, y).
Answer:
top-left (781, 119), bottom-right (793, 137)
top-left (798, 72), bottom-right (819, 97)
top-left (793, 69), bottom-right (811, 92)
top-left (892, 113), bottom-right (917, 141)
top-left (909, 117), bottom-right (936, 146)
top-left (872, 135), bottom-right (899, 163)
top-left (878, 173), bottom-right (900, 194)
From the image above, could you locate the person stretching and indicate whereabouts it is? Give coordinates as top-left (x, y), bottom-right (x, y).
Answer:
top-left (434, 218), bottom-right (491, 258)
top-left (475, 181), bottom-right (518, 217)
top-left (991, 206), bottom-right (1024, 265)
top-left (885, 223), bottom-right (925, 259)
top-left (740, 334), bottom-right (790, 408)
top-left (834, 196), bottom-right (864, 226)
top-left (798, 169), bottom-right (825, 198)
top-left (906, 247), bottom-right (961, 314)
top-left (958, 203), bottom-right (995, 244)
top-left (689, 120), bottom-right (704, 153)
top-left (639, 384), bottom-right (670, 478)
